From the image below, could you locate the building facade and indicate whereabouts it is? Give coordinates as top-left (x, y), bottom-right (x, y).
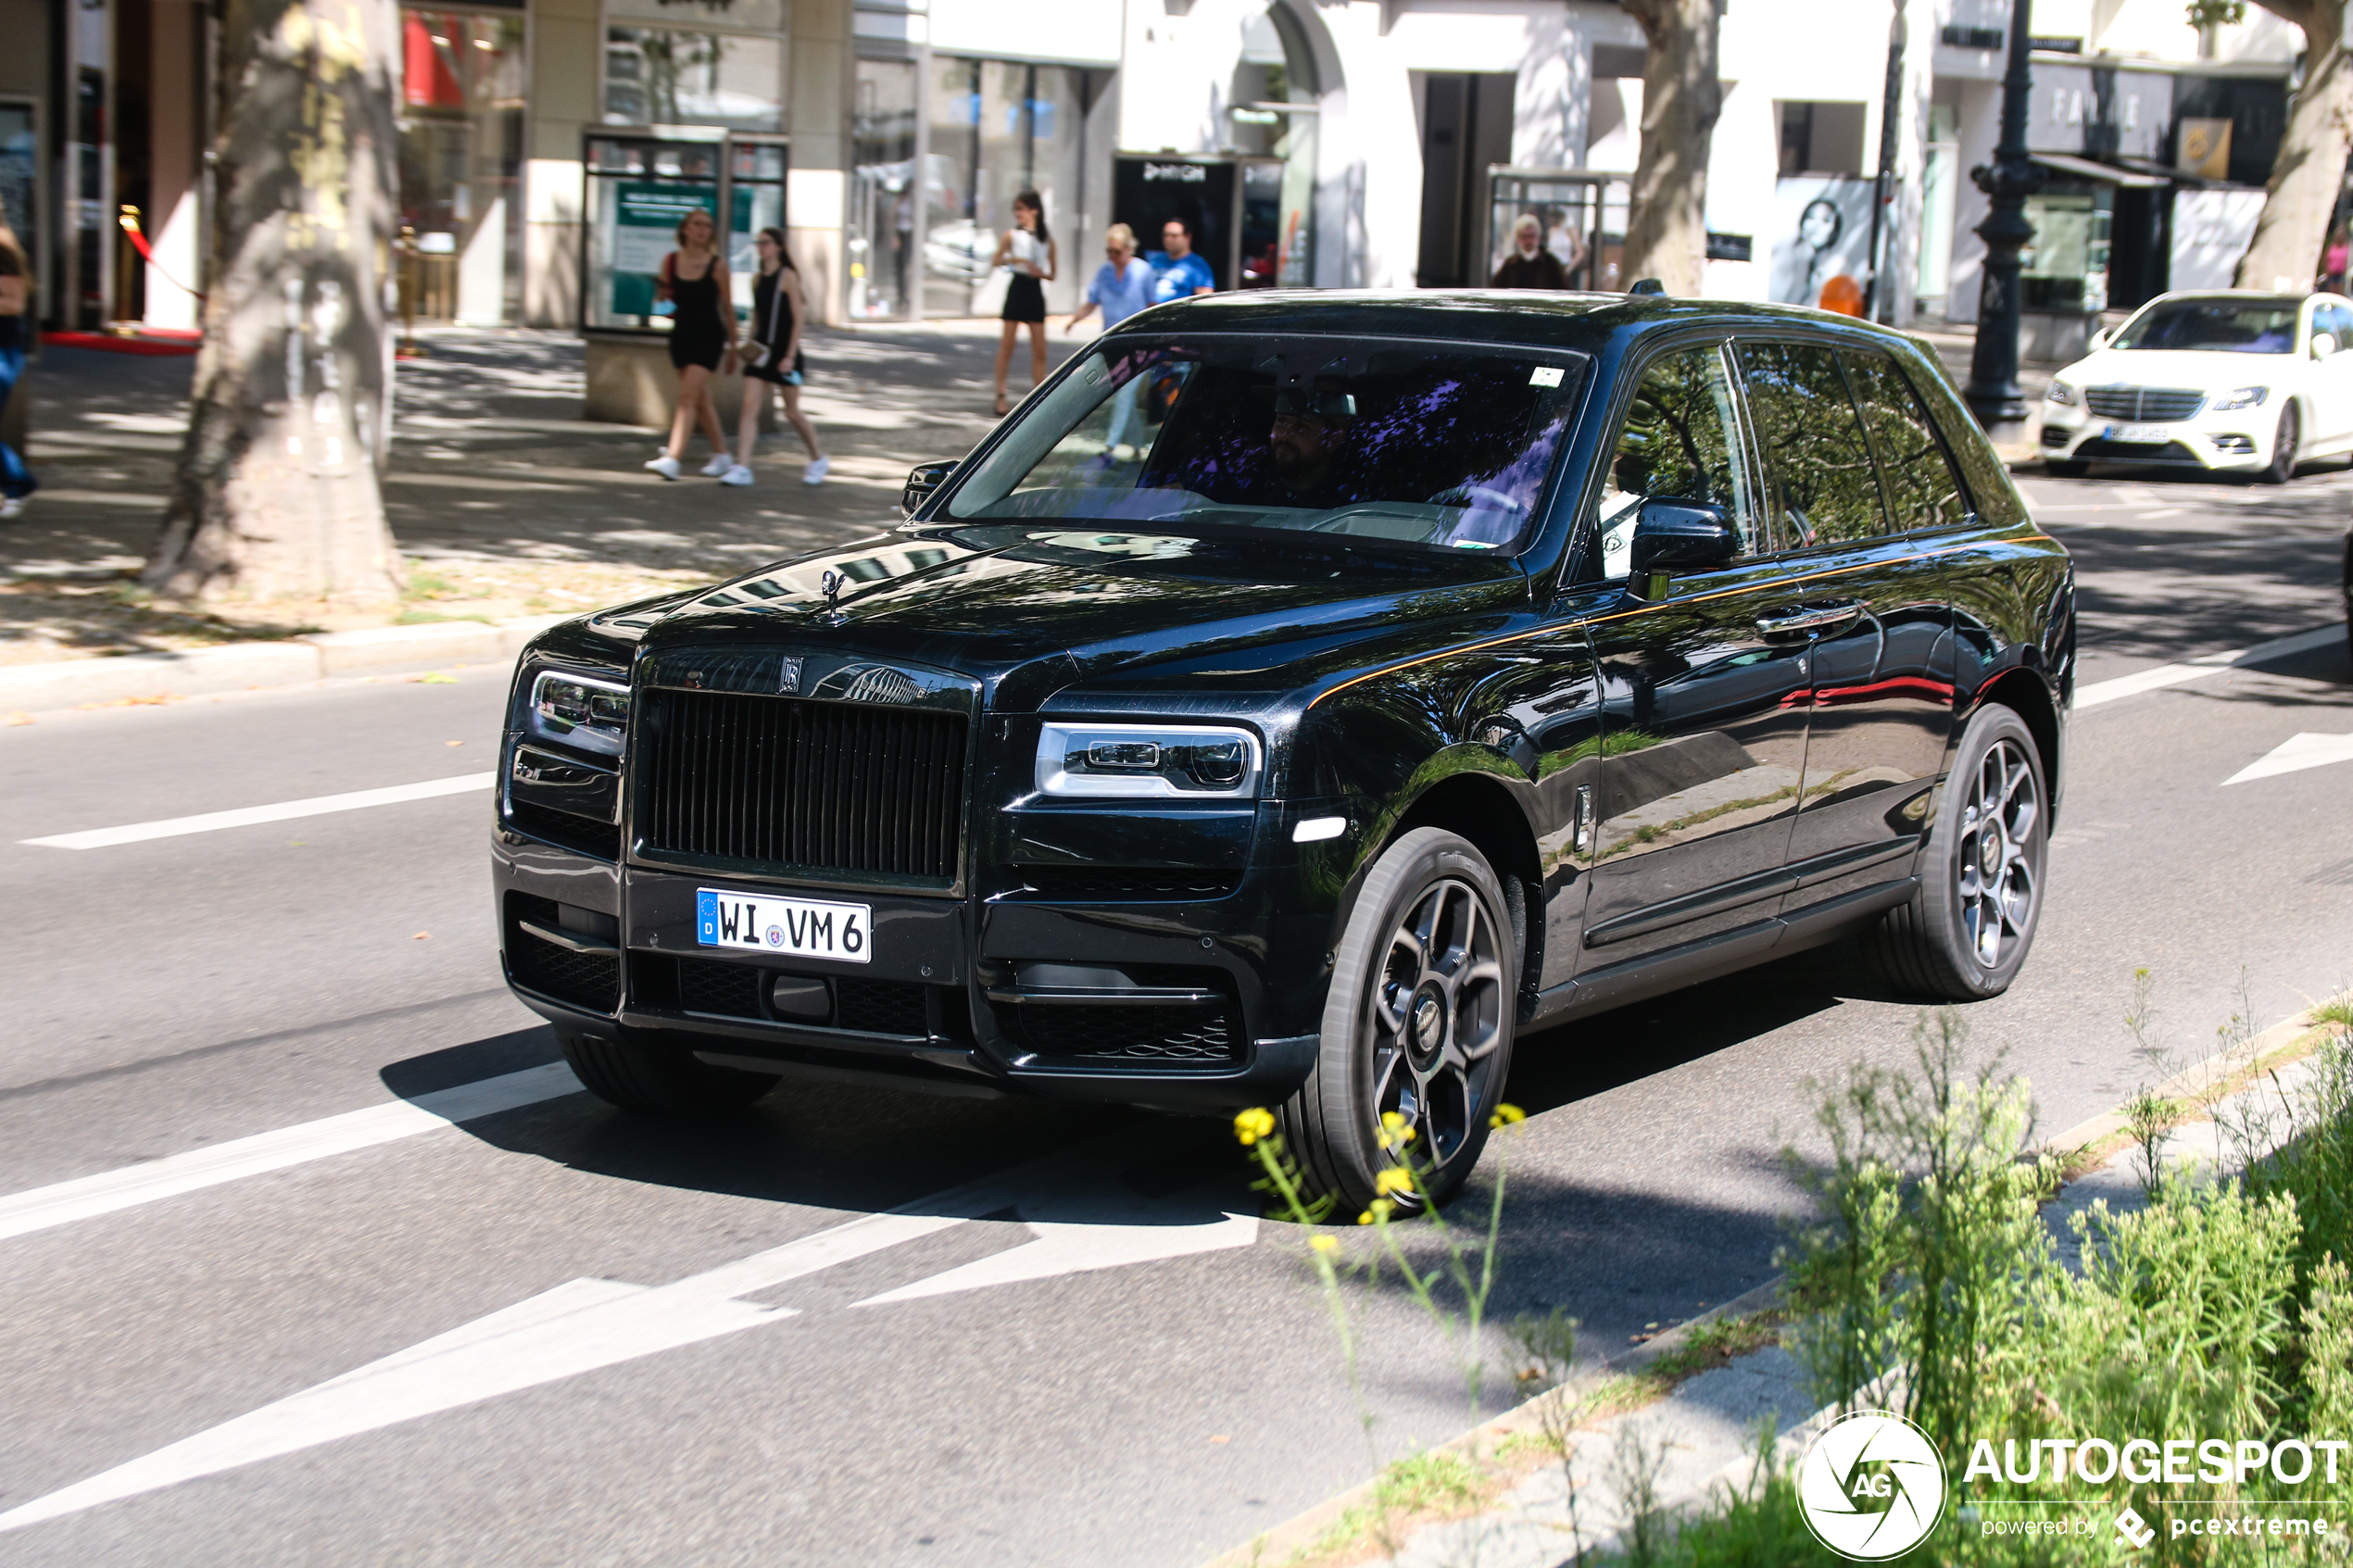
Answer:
top-left (0, 0), bottom-right (2309, 354)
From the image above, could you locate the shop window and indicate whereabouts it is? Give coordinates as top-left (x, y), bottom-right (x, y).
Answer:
top-left (603, 28), bottom-right (783, 132)
top-left (397, 10), bottom-right (525, 325)
top-left (924, 56), bottom-right (1089, 317)
top-left (1777, 101), bottom-right (1866, 177)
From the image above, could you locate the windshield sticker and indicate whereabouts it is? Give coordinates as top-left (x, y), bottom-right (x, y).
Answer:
top-left (1529, 366), bottom-right (1565, 387)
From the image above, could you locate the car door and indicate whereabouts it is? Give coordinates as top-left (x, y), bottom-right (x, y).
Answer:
top-left (2311, 301), bottom-right (2353, 451)
top-left (1736, 339), bottom-right (1957, 917)
top-left (1573, 341), bottom-right (1818, 972)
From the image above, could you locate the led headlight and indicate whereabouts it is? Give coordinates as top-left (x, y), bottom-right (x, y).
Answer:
top-left (2045, 381), bottom-right (2077, 406)
top-left (2214, 385), bottom-right (2269, 410)
top-left (1036, 722), bottom-right (1262, 798)
top-left (527, 670), bottom-right (631, 758)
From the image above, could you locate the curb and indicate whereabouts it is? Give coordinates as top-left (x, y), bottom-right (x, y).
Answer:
top-left (1200, 1277), bottom-right (1789, 1568)
top-left (0, 615), bottom-right (571, 713)
top-left (1202, 995), bottom-right (2348, 1568)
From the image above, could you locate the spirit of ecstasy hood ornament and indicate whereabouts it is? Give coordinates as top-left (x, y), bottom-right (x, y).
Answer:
top-left (818, 569), bottom-right (847, 623)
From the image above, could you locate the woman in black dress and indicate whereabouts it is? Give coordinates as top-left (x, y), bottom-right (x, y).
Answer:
top-left (989, 190), bottom-right (1056, 416)
top-left (644, 207), bottom-right (738, 482)
top-left (725, 227), bottom-right (828, 487)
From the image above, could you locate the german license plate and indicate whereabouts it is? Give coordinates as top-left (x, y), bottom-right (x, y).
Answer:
top-left (2104, 422), bottom-right (2169, 444)
top-left (695, 888), bottom-right (872, 962)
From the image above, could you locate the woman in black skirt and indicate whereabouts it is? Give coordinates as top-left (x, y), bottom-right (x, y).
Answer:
top-left (989, 190), bottom-right (1056, 416)
top-left (644, 207), bottom-right (739, 481)
top-left (725, 227), bottom-right (828, 487)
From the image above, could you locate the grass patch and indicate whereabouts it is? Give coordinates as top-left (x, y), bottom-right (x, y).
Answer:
top-left (394, 608), bottom-right (495, 625)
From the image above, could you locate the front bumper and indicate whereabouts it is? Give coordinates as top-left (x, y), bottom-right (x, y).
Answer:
top-left (492, 801), bottom-right (1349, 1112)
top-left (2038, 400), bottom-right (2273, 469)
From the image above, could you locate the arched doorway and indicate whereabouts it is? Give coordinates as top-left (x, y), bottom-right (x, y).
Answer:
top-left (1229, 2), bottom-right (1323, 287)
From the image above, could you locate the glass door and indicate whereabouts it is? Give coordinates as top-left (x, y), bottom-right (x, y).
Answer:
top-left (849, 58), bottom-right (918, 320)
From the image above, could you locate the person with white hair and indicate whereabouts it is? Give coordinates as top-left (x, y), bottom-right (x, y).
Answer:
top-left (1491, 213), bottom-right (1568, 290)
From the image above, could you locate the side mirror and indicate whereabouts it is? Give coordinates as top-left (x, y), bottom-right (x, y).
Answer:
top-left (901, 460), bottom-right (958, 517)
top-left (2088, 327), bottom-right (2110, 351)
top-left (1628, 500), bottom-right (1743, 594)
top-left (2314, 332), bottom-right (2338, 359)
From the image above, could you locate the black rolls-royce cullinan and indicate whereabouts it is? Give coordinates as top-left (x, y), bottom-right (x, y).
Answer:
top-left (496, 291), bottom-right (2073, 1211)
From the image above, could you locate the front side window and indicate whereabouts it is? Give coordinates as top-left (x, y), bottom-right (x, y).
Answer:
top-left (946, 338), bottom-right (1586, 555)
top-left (1736, 341), bottom-right (1890, 548)
top-left (2111, 298), bottom-right (2299, 354)
top-left (1843, 352), bottom-right (1970, 533)
top-left (1593, 345), bottom-right (1760, 579)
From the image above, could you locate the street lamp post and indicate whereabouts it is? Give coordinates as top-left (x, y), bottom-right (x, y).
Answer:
top-left (1963, 0), bottom-right (2045, 427)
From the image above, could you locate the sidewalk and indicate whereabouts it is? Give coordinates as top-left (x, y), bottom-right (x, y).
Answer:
top-left (1, 321), bottom-right (1084, 666)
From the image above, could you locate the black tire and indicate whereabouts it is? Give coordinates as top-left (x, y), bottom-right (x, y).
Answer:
top-left (2043, 459), bottom-right (2087, 478)
top-left (2262, 403), bottom-right (2300, 483)
top-left (1864, 705), bottom-right (2048, 1001)
top-left (558, 1029), bottom-right (781, 1116)
top-left (1278, 828), bottom-right (1516, 1217)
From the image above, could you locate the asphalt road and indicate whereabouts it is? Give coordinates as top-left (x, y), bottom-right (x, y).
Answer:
top-left (0, 466), bottom-right (2347, 1567)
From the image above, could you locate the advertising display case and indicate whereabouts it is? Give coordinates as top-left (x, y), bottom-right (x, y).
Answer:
top-left (582, 127), bottom-right (788, 333)
top-left (1111, 152), bottom-right (1286, 293)
top-left (1482, 168), bottom-right (1633, 292)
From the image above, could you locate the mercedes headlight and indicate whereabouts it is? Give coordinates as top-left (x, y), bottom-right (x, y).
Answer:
top-left (1036, 722), bottom-right (1261, 798)
top-left (2215, 385), bottom-right (2269, 410)
top-left (526, 669), bottom-right (631, 758)
top-left (2045, 381), bottom-right (2077, 406)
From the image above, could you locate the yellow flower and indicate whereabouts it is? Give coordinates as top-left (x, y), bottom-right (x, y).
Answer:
top-left (1357, 1210), bottom-right (1376, 1225)
top-left (1310, 1235), bottom-right (1339, 1253)
top-left (1374, 1167), bottom-right (1416, 1197)
top-left (1490, 1102), bottom-right (1528, 1129)
top-left (1380, 1110), bottom-right (1407, 1132)
top-left (1233, 1107), bottom-right (1276, 1147)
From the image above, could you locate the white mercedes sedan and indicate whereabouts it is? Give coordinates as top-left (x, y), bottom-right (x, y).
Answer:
top-left (2038, 289), bottom-right (2353, 483)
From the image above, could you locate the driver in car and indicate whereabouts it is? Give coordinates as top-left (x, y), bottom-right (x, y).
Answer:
top-left (1267, 385), bottom-right (1356, 501)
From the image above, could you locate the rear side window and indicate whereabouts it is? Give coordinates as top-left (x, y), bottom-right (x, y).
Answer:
top-left (1843, 352), bottom-right (1971, 533)
top-left (1734, 341), bottom-right (1889, 547)
top-left (1593, 345), bottom-right (1763, 578)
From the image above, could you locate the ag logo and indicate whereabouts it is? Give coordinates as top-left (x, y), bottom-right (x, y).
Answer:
top-left (1796, 1411), bottom-right (1947, 1561)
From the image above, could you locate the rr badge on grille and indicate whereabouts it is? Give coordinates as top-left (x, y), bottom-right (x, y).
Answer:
top-left (777, 656), bottom-right (803, 695)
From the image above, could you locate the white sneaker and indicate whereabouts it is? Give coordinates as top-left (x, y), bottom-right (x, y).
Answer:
top-left (802, 455), bottom-right (831, 485)
top-left (720, 464), bottom-right (754, 486)
top-left (0, 496), bottom-right (23, 521)
top-left (645, 455), bottom-right (682, 481)
top-left (700, 453), bottom-right (735, 478)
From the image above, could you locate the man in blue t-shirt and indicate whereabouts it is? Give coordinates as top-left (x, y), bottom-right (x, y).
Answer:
top-left (1149, 219), bottom-right (1216, 304)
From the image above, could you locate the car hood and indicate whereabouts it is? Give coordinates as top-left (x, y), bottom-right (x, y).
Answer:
top-left (2054, 347), bottom-right (2300, 390)
top-left (622, 523), bottom-right (1530, 711)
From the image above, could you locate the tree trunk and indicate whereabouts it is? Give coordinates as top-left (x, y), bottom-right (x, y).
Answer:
top-left (145, 0), bottom-right (404, 608)
top-left (2233, 0), bottom-right (2352, 293)
top-left (1618, 0), bottom-right (1725, 297)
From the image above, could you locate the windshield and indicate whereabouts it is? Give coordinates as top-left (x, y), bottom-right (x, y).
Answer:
top-left (2111, 299), bottom-right (2299, 354)
top-left (945, 336), bottom-right (1588, 554)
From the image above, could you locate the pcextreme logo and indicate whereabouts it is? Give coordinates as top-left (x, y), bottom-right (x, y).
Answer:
top-left (1797, 1411), bottom-right (1949, 1562)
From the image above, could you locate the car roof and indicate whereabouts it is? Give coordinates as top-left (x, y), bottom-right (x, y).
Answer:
top-left (2144, 290), bottom-right (2308, 310)
top-left (1099, 289), bottom-right (1929, 357)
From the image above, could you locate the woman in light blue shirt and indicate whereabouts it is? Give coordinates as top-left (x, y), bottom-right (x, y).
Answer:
top-left (1066, 223), bottom-right (1158, 453)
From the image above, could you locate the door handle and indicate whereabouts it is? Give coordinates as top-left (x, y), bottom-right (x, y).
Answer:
top-left (1755, 599), bottom-right (1862, 640)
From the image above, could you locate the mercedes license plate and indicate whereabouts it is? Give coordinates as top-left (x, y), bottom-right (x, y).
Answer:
top-left (2104, 422), bottom-right (2169, 444)
top-left (695, 888), bottom-right (872, 962)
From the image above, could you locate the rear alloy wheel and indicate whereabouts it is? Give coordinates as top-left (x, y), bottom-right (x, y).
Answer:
top-left (558, 1029), bottom-right (781, 1116)
top-left (2262, 402), bottom-right (2300, 483)
top-left (1864, 705), bottom-right (2047, 1001)
top-left (1279, 828), bottom-right (1516, 1216)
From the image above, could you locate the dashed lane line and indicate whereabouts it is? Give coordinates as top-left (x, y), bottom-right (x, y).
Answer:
top-left (0, 1062), bottom-right (581, 1244)
top-left (2074, 624), bottom-right (2345, 709)
top-left (19, 772), bottom-right (496, 850)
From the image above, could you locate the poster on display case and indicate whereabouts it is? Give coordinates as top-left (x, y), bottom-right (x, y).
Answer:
top-left (1768, 176), bottom-right (1875, 308)
top-left (607, 182), bottom-right (751, 320)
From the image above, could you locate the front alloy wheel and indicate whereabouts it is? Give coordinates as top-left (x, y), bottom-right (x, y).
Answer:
top-left (2264, 403), bottom-right (2300, 483)
top-left (1955, 735), bottom-right (2041, 971)
top-left (1280, 827), bottom-right (1516, 1215)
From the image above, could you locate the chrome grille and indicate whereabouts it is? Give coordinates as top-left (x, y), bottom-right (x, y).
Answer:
top-left (635, 689), bottom-right (966, 881)
top-left (2083, 386), bottom-right (2205, 421)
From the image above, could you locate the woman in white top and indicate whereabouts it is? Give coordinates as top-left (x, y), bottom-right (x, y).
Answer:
top-left (990, 190), bottom-right (1056, 416)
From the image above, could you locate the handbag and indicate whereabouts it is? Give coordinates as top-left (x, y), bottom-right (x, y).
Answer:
top-left (974, 263), bottom-right (1011, 319)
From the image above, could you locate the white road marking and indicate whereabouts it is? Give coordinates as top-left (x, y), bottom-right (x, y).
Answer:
top-left (2074, 624), bottom-right (2345, 709)
top-left (19, 772), bottom-right (497, 850)
top-left (0, 1062), bottom-right (581, 1244)
top-left (0, 1149), bottom-right (1254, 1534)
top-left (855, 1188), bottom-right (1258, 1306)
top-left (2224, 731), bottom-right (2353, 785)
